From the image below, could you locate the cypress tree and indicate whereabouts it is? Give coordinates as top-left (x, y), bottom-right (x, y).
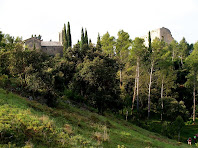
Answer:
top-left (67, 22), bottom-right (72, 47)
top-left (84, 29), bottom-right (88, 45)
top-left (63, 23), bottom-right (68, 50)
top-left (96, 33), bottom-right (101, 50)
top-left (81, 28), bottom-right (85, 49)
top-left (148, 31), bottom-right (152, 53)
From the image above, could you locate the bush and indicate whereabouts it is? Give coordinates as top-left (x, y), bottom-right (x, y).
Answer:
top-left (0, 104), bottom-right (71, 147)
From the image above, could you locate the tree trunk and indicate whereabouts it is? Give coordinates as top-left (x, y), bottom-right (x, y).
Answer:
top-left (137, 59), bottom-right (140, 112)
top-left (131, 66), bottom-right (137, 115)
top-left (193, 75), bottom-right (196, 122)
top-left (172, 49), bottom-right (174, 61)
top-left (120, 69), bottom-right (122, 88)
top-left (181, 55), bottom-right (183, 67)
top-left (161, 77), bottom-right (164, 121)
top-left (178, 131), bottom-right (180, 142)
top-left (148, 61), bottom-right (154, 119)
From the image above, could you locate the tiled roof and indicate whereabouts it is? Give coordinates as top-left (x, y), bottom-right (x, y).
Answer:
top-left (41, 41), bottom-right (62, 47)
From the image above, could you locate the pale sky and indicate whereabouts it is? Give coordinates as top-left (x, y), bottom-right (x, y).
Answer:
top-left (0, 0), bottom-right (198, 45)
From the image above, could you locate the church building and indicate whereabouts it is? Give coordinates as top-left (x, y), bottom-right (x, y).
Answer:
top-left (24, 32), bottom-right (63, 56)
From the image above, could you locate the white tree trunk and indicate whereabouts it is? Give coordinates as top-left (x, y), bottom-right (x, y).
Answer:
top-left (120, 69), bottom-right (122, 88)
top-left (137, 59), bottom-right (140, 112)
top-left (148, 61), bottom-right (154, 119)
top-left (131, 66), bottom-right (137, 115)
top-left (161, 77), bottom-right (164, 121)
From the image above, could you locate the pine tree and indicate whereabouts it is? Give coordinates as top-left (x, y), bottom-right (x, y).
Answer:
top-left (84, 29), bottom-right (88, 45)
top-left (67, 22), bottom-right (72, 47)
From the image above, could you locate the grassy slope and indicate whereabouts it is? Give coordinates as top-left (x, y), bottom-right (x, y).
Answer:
top-left (0, 89), bottom-right (193, 148)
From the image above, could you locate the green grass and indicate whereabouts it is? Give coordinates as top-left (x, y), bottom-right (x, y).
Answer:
top-left (0, 88), bottom-right (194, 147)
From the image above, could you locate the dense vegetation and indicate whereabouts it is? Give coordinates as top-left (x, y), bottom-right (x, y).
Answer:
top-left (0, 23), bottom-right (198, 147)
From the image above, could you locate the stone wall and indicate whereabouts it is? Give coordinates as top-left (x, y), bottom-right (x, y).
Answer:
top-left (41, 46), bottom-right (63, 56)
top-left (24, 37), bottom-right (41, 50)
top-left (142, 27), bottom-right (174, 46)
top-left (159, 27), bottom-right (174, 44)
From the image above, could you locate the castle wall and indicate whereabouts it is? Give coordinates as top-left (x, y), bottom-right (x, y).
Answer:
top-left (142, 27), bottom-right (174, 46)
top-left (41, 46), bottom-right (63, 56)
top-left (159, 27), bottom-right (174, 44)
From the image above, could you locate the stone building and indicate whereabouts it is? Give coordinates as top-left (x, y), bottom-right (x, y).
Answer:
top-left (24, 33), bottom-right (63, 56)
top-left (142, 27), bottom-right (174, 46)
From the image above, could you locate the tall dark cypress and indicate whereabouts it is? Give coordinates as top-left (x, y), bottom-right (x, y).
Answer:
top-left (96, 33), bottom-right (101, 50)
top-left (148, 31), bottom-right (152, 53)
top-left (84, 29), bottom-right (88, 45)
top-left (67, 22), bottom-right (72, 47)
top-left (63, 23), bottom-right (68, 50)
top-left (81, 28), bottom-right (85, 49)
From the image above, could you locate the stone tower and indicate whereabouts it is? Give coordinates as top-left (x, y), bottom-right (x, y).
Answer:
top-left (142, 27), bottom-right (174, 46)
top-left (59, 30), bottom-right (63, 45)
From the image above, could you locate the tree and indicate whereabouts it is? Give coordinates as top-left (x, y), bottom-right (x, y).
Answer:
top-left (75, 53), bottom-right (121, 114)
top-left (115, 30), bottom-right (132, 88)
top-left (179, 37), bottom-right (189, 67)
top-left (96, 33), bottom-right (102, 51)
top-left (63, 23), bottom-right (68, 51)
top-left (84, 29), bottom-right (88, 45)
top-left (130, 37), bottom-right (147, 114)
top-left (80, 28), bottom-right (85, 49)
top-left (148, 31), bottom-right (152, 53)
top-left (155, 43), bottom-right (176, 120)
top-left (147, 38), bottom-right (165, 119)
top-left (37, 35), bottom-right (42, 40)
top-left (185, 42), bottom-right (198, 123)
top-left (173, 116), bottom-right (185, 141)
top-left (67, 22), bottom-right (72, 47)
top-left (169, 40), bottom-right (179, 62)
top-left (101, 32), bottom-right (115, 58)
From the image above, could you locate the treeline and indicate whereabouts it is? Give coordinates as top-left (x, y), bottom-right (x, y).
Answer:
top-left (0, 25), bottom-right (197, 123)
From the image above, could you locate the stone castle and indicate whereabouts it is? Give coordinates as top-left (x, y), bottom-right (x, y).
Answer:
top-left (142, 27), bottom-right (174, 46)
top-left (24, 31), bottom-right (64, 56)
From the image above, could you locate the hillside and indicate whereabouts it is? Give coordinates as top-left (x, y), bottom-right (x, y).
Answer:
top-left (0, 89), bottom-right (193, 148)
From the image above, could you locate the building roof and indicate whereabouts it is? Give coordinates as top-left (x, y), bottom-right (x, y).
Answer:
top-left (41, 41), bottom-right (62, 47)
top-left (24, 37), bottom-right (41, 42)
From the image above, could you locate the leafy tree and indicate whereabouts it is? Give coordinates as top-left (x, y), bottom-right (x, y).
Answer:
top-left (74, 52), bottom-right (121, 114)
top-left (101, 32), bottom-right (115, 58)
top-left (173, 116), bottom-right (185, 141)
top-left (179, 37), bottom-right (189, 67)
top-left (147, 38), bottom-right (165, 119)
top-left (185, 42), bottom-right (198, 122)
top-left (155, 42), bottom-right (176, 120)
top-left (130, 37), bottom-right (147, 113)
top-left (116, 30), bottom-right (132, 88)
